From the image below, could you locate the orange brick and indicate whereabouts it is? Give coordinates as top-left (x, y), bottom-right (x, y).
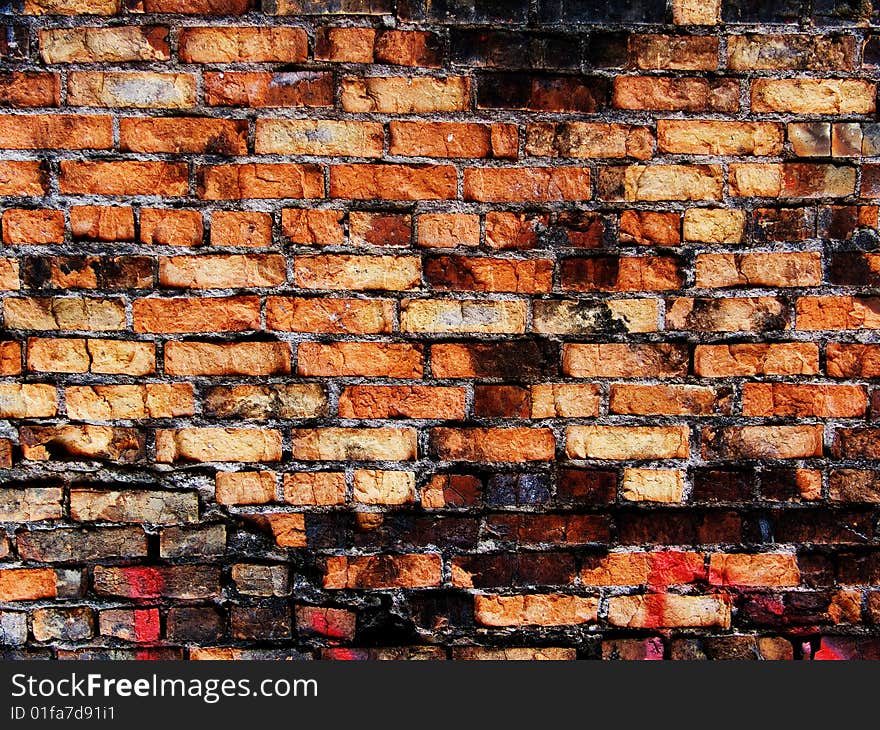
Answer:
top-left (464, 167), bottom-right (590, 202)
top-left (60, 161), bottom-right (187, 197)
top-left (0, 162), bottom-right (48, 196)
top-left (323, 555), bottom-right (441, 589)
top-left (266, 297), bottom-right (394, 334)
top-left (281, 209), bottom-right (344, 245)
top-left (694, 343), bottom-right (819, 376)
top-left (165, 341), bottom-right (290, 376)
top-left (330, 164), bottom-right (456, 200)
top-left (417, 213), bottom-right (480, 248)
top-left (199, 163), bottom-right (323, 200)
top-left (159, 255), bottom-right (286, 289)
top-left (120, 117), bottom-right (247, 154)
top-left (430, 428), bottom-right (555, 462)
top-left (140, 209), bottom-right (203, 246)
top-left (133, 296), bottom-right (260, 333)
top-left (297, 342), bottom-right (423, 378)
top-left (0, 114), bottom-right (111, 150)
top-left (70, 206), bottom-right (134, 241)
top-left (204, 71), bottom-right (333, 108)
top-left (742, 383), bottom-right (866, 417)
top-left (708, 554), bottom-right (800, 587)
top-left (0, 72), bottom-right (59, 107)
top-left (390, 122), bottom-right (518, 158)
top-left (283, 473), bottom-right (346, 506)
top-left (178, 27), bottom-right (307, 63)
top-left (2, 209), bottom-right (64, 245)
top-left (339, 386), bottom-right (467, 419)
top-left (0, 568), bottom-right (56, 602)
top-left (563, 343), bottom-right (688, 378)
top-left (211, 211), bottom-right (272, 248)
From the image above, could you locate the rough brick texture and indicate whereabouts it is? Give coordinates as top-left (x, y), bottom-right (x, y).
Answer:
top-left (0, 0), bottom-right (878, 662)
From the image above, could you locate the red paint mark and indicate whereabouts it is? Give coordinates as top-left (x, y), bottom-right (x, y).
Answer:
top-left (814, 638), bottom-right (846, 661)
top-left (323, 648), bottom-right (365, 660)
top-left (121, 567), bottom-right (164, 600)
top-left (134, 608), bottom-right (161, 643)
top-left (647, 552), bottom-right (705, 590)
top-left (643, 637), bottom-right (664, 660)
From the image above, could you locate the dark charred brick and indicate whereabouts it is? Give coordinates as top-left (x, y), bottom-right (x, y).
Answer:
top-left (22, 256), bottom-right (153, 291)
top-left (797, 551), bottom-right (835, 588)
top-left (557, 469), bottom-right (617, 505)
top-left (451, 552), bottom-right (577, 587)
top-left (451, 30), bottom-right (581, 69)
top-left (486, 513), bottom-right (611, 544)
top-left (722, 0), bottom-right (805, 22)
top-left (436, 340), bottom-right (560, 380)
top-left (408, 591), bottom-right (474, 630)
top-left (818, 205), bottom-right (860, 240)
top-left (305, 513), bottom-right (352, 550)
top-left (548, 211), bottom-right (606, 248)
top-left (585, 31), bottom-right (629, 68)
top-left (829, 469), bottom-right (880, 503)
top-left (352, 514), bottom-right (479, 550)
top-left (768, 510), bottom-right (873, 544)
top-left (425, 0), bottom-right (529, 22)
top-left (828, 252), bottom-right (880, 286)
top-left (166, 606), bottom-right (224, 643)
top-left (231, 603), bottom-right (291, 640)
top-left (474, 385), bottom-right (531, 418)
top-left (476, 73), bottom-right (610, 112)
top-left (617, 510), bottom-right (742, 545)
top-left (833, 428), bottom-right (880, 459)
top-left (737, 591), bottom-right (834, 628)
top-left (751, 208), bottom-right (816, 242)
top-left (0, 27), bottom-right (27, 61)
top-left (485, 473), bottom-right (552, 507)
top-left (865, 35), bottom-right (880, 66)
top-left (762, 469), bottom-right (817, 501)
top-left (691, 468), bottom-right (755, 503)
top-left (837, 549), bottom-right (880, 584)
top-left (540, 0), bottom-right (667, 24)
top-left (812, 0), bottom-right (869, 23)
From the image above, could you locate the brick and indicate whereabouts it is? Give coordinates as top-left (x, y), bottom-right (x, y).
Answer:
top-left (673, 0), bottom-right (721, 24)
top-left (133, 296), bottom-right (260, 333)
top-left (296, 255), bottom-right (421, 290)
top-left (267, 297), bottom-right (394, 334)
top-left (622, 469), bottom-right (685, 502)
top-left (525, 122), bottom-right (653, 159)
top-left (291, 428), bottom-right (417, 461)
top-left (0, 114), bottom-right (111, 150)
top-left (315, 27), bottom-right (376, 62)
top-left (71, 488), bottom-right (197, 524)
top-left (295, 606), bottom-right (356, 640)
top-left (391, 121), bottom-right (517, 158)
top-left (138, 0), bottom-right (253, 11)
top-left (529, 384), bottom-right (600, 418)
top-left (67, 71), bottom-right (195, 108)
top-left (20, 425), bottom-right (144, 462)
top-left (99, 608), bottom-right (160, 643)
top-left (324, 554), bottom-right (441, 589)
top-left (0, 569), bottom-right (56, 602)
top-left (430, 428), bottom-right (555, 462)
top-left (204, 71), bottom-right (333, 107)
top-left (93, 566), bottom-right (219, 600)
top-left (560, 255), bottom-right (682, 292)
top-left (463, 167), bottom-right (590, 202)
top-left (476, 73), bottom-right (609, 112)
top-left (22, 255), bottom-right (152, 291)
top-left (70, 206), bottom-right (134, 241)
top-left (789, 122), bottom-right (831, 157)
top-left (533, 298), bottom-right (658, 334)
top-left (401, 299), bottom-right (526, 334)
top-left (622, 165), bottom-right (723, 201)
top-left (199, 163), bottom-right (323, 200)
top-left (341, 77), bottom-right (469, 113)
top-left (211, 211), bottom-right (272, 248)
top-left (729, 163), bottom-right (855, 199)
top-left (140, 209), bottom-right (203, 246)
top-left (426, 256), bottom-right (553, 293)
top-left (0, 162), bottom-right (48, 196)
top-left (702, 425), bottom-right (824, 459)
top-left (353, 470), bottom-right (415, 505)
top-left (297, 342), bottom-right (423, 378)
top-left (65, 384), bottom-right (193, 419)
top-left (418, 213), bottom-right (480, 248)
top-left (33, 608), bottom-right (94, 641)
top-left (0, 72), bottom-right (59, 107)
top-left (619, 211), bottom-right (681, 245)
top-left (608, 594), bottom-right (730, 628)
top-left (582, 551), bottom-right (705, 586)
top-left (156, 428), bottom-right (282, 463)
top-left (695, 252), bottom-right (822, 288)
top-left (281, 209), bottom-right (344, 246)
top-left (179, 27), bottom-right (306, 63)
top-left (165, 341), bottom-right (290, 375)
top-left (283, 473), bottom-right (346, 506)
top-left (709, 554), bottom-right (800, 587)
top-left (563, 343), bottom-right (688, 378)
top-left (475, 594), bottom-right (598, 627)
top-left (0, 488), bottom-right (62, 521)
top-left (16, 527), bottom-right (147, 562)
top-left (631, 34), bottom-right (718, 70)
top-left (4, 297), bottom-right (126, 331)
top-left (40, 26), bottom-right (169, 63)
top-left (452, 647), bottom-right (575, 661)
top-left (567, 426), bottom-right (689, 460)
top-left (2, 209), bottom-right (64, 245)
top-left (694, 343), bottom-right (819, 377)
top-left (159, 255), bottom-right (285, 288)
top-left (0, 342), bottom-right (21, 375)
top-left (683, 209), bottom-right (745, 243)
top-left (743, 383), bottom-right (866, 418)
top-left (610, 384), bottom-right (723, 416)
top-left (232, 564), bottom-right (289, 596)
top-left (613, 77), bottom-right (739, 111)
top-left (256, 119), bottom-right (383, 157)
top-left (339, 386), bottom-right (466, 420)
top-left (349, 212), bottom-right (411, 247)
top-left (331, 164), bottom-right (456, 200)
top-left (25, 0), bottom-right (120, 13)
top-left (120, 117), bottom-right (247, 155)
top-left (728, 35), bottom-right (853, 70)
top-left (751, 79), bottom-right (875, 114)
top-left (658, 121), bottom-right (782, 156)
top-left (28, 338), bottom-right (155, 375)
top-left (60, 161), bottom-right (187, 197)
top-left (827, 344), bottom-right (880, 378)
top-left (832, 429), bottom-right (880, 459)
top-left (216, 471), bottom-right (276, 505)
top-left (666, 296), bottom-right (788, 331)
top-left (796, 297), bottom-right (880, 330)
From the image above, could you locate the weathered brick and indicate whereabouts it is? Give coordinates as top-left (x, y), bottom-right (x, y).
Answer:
top-left (342, 77), bottom-right (469, 113)
top-left (324, 554), bottom-right (442, 589)
top-left (0, 115), bottom-right (111, 150)
top-left (297, 342), bottom-right (423, 378)
top-left (751, 79), bottom-right (875, 114)
top-left (68, 71), bottom-right (195, 108)
top-left (199, 163), bottom-right (323, 200)
top-left (475, 594), bottom-right (598, 627)
top-left (567, 426), bottom-right (689, 460)
top-left (156, 428), bottom-right (282, 463)
top-left (40, 26), bottom-right (169, 63)
top-left (65, 384), bottom-right (193, 419)
top-left (133, 296), bottom-right (259, 333)
top-left (121, 117), bottom-right (247, 154)
top-left (165, 342), bottom-right (290, 376)
top-left (614, 77), bottom-right (739, 111)
top-left (71, 488), bottom-right (197, 524)
top-left (291, 428), bottom-right (417, 461)
top-left (430, 428), bottom-right (555, 462)
top-left (256, 119), bottom-right (383, 157)
top-left (159, 255), bottom-right (285, 289)
top-left (179, 27), bottom-right (307, 63)
top-left (204, 71), bottom-right (333, 107)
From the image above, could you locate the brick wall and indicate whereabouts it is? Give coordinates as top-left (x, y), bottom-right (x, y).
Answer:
top-left (0, 0), bottom-right (879, 661)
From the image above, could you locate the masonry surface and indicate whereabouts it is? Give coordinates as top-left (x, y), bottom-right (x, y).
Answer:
top-left (2, 0), bottom-right (880, 661)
